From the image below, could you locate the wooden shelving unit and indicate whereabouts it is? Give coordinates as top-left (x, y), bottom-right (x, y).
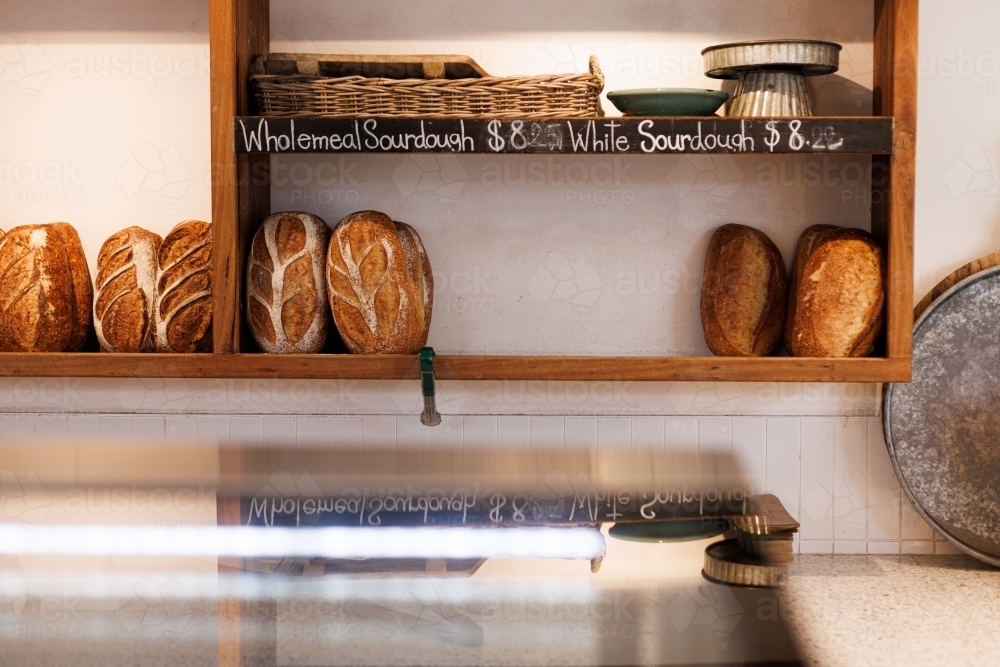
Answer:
top-left (0, 0), bottom-right (916, 384)
top-left (209, 0), bottom-right (917, 382)
top-left (209, 0), bottom-right (913, 382)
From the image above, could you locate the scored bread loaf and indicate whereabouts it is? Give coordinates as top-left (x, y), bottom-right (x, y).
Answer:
top-left (94, 227), bottom-right (163, 352)
top-left (0, 223), bottom-right (92, 352)
top-left (326, 210), bottom-right (433, 354)
top-left (700, 224), bottom-right (787, 357)
top-left (153, 221), bottom-right (213, 353)
top-left (785, 226), bottom-right (885, 357)
top-left (247, 212), bottom-right (331, 353)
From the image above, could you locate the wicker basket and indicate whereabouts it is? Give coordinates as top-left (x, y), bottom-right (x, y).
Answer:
top-left (250, 55), bottom-right (605, 118)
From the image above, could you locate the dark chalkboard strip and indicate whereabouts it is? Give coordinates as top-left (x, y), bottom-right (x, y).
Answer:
top-left (235, 116), bottom-right (893, 155)
top-left (241, 487), bottom-right (750, 529)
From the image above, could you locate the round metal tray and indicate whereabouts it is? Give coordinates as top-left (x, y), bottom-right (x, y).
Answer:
top-left (883, 264), bottom-right (1000, 567)
top-left (702, 40), bottom-right (841, 78)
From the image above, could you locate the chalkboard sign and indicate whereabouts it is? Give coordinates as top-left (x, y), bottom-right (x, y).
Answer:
top-left (241, 485), bottom-right (749, 528)
top-left (235, 116), bottom-right (893, 155)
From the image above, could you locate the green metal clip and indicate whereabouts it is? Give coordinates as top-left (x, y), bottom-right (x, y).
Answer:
top-left (420, 347), bottom-right (441, 427)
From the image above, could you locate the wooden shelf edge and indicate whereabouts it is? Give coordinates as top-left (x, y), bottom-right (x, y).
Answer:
top-left (437, 356), bottom-right (912, 382)
top-left (0, 354), bottom-right (910, 382)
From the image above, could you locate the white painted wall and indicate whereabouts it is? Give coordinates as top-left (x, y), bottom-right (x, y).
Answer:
top-left (269, 0), bottom-right (875, 356)
top-left (0, 0), bottom-right (995, 555)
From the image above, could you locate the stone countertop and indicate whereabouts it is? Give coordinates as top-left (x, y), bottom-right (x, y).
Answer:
top-left (783, 555), bottom-right (1000, 667)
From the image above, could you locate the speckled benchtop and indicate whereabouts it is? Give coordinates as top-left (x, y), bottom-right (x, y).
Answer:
top-left (784, 555), bottom-right (1000, 667)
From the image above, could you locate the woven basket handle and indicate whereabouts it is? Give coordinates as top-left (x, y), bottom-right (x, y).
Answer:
top-left (588, 55), bottom-right (605, 90)
top-left (251, 54), bottom-right (266, 75)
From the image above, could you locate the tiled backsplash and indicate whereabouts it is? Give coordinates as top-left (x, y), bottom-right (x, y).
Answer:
top-left (0, 378), bottom-right (879, 416)
top-left (2, 412), bottom-right (957, 556)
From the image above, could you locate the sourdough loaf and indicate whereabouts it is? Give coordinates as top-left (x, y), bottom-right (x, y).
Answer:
top-left (247, 212), bottom-right (331, 353)
top-left (785, 226), bottom-right (884, 357)
top-left (153, 220), bottom-right (213, 353)
top-left (94, 227), bottom-right (162, 352)
top-left (326, 211), bottom-right (433, 354)
top-left (0, 223), bottom-right (93, 352)
top-left (700, 224), bottom-right (787, 357)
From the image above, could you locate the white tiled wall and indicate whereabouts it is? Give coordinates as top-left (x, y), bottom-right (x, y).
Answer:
top-left (0, 412), bottom-right (960, 556)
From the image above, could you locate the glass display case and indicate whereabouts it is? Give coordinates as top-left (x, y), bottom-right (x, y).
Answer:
top-left (0, 441), bottom-right (803, 666)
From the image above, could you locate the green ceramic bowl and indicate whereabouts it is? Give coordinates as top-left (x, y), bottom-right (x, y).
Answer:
top-left (607, 88), bottom-right (730, 117)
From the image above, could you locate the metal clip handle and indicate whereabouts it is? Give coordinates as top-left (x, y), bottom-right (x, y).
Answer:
top-left (420, 347), bottom-right (441, 427)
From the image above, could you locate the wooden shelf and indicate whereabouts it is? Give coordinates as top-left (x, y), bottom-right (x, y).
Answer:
top-left (234, 116), bottom-right (895, 155)
top-left (0, 353), bottom-right (911, 382)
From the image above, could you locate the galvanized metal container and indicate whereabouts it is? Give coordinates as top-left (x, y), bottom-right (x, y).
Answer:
top-left (702, 40), bottom-right (841, 117)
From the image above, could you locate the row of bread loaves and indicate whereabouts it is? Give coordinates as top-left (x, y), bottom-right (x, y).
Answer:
top-left (94, 221), bottom-right (213, 353)
top-left (700, 223), bottom-right (885, 357)
top-left (0, 220), bottom-right (212, 353)
top-left (247, 210), bottom-right (432, 355)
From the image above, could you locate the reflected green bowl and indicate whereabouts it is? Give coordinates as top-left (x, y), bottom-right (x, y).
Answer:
top-left (609, 518), bottom-right (731, 543)
top-left (607, 88), bottom-right (730, 117)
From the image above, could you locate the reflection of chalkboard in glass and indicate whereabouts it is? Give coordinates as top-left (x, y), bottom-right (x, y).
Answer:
top-left (240, 486), bottom-right (750, 529)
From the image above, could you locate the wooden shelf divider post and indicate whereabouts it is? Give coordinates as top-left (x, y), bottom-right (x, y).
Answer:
top-left (874, 0), bottom-right (918, 369)
top-left (211, 0), bottom-right (270, 355)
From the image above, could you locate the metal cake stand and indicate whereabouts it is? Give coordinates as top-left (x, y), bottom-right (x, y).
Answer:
top-left (702, 40), bottom-right (841, 117)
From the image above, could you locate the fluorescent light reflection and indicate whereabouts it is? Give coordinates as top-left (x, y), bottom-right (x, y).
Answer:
top-left (0, 571), bottom-right (599, 603)
top-left (0, 524), bottom-right (604, 560)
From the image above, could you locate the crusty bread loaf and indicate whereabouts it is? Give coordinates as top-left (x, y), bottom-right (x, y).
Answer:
top-left (247, 212), bottom-right (331, 353)
top-left (326, 211), bottom-right (432, 354)
top-left (153, 220), bottom-right (212, 353)
top-left (94, 226), bottom-right (162, 352)
top-left (0, 223), bottom-right (93, 352)
top-left (700, 224), bottom-right (787, 357)
top-left (785, 226), bottom-right (885, 357)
